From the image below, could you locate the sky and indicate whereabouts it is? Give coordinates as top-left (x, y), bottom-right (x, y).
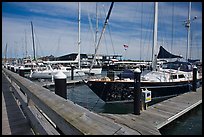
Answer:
top-left (2, 2), bottom-right (202, 61)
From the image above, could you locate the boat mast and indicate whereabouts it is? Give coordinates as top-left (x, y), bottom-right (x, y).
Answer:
top-left (25, 30), bottom-right (28, 58)
top-left (4, 43), bottom-right (8, 64)
top-left (78, 2), bottom-right (81, 69)
top-left (31, 21), bottom-right (36, 61)
top-left (95, 2), bottom-right (98, 55)
top-left (151, 2), bottom-right (158, 71)
top-left (186, 2), bottom-right (191, 60)
top-left (89, 2), bottom-right (114, 72)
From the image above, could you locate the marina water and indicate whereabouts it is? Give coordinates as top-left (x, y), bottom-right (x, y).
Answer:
top-left (33, 70), bottom-right (202, 135)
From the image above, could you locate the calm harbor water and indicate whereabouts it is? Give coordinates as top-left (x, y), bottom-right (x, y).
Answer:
top-left (33, 70), bottom-right (202, 135)
top-left (160, 104), bottom-right (202, 135)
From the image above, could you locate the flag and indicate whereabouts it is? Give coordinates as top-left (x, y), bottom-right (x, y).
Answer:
top-left (123, 44), bottom-right (128, 50)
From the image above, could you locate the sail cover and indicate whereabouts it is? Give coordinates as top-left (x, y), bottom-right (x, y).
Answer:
top-left (188, 59), bottom-right (200, 63)
top-left (117, 69), bottom-right (134, 79)
top-left (157, 46), bottom-right (182, 59)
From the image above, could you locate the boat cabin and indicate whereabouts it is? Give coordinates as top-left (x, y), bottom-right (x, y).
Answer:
top-left (162, 61), bottom-right (193, 72)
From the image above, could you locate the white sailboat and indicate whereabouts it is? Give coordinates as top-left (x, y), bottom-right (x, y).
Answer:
top-left (30, 63), bottom-right (85, 79)
top-left (141, 2), bottom-right (201, 83)
top-left (13, 22), bottom-right (38, 74)
top-left (78, 2), bottom-right (102, 75)
top-left (88, 2), bottom-right (114, 74)
top-left (30, 53), bottom-right (86, 79)
top-left (85, 2), bottom-right (202, 103)
top-left (30, 2), bottom-right (102, 79)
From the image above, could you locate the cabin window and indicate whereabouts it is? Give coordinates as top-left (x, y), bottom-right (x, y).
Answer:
top-left (178, 74), bottom-right (185, 78)
top-left (170, 75), bottom-right (177, 79)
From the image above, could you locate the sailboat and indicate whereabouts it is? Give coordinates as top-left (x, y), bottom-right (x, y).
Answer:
top-left (77, 2), bottom-right (102, 75)
top-left (13, 21), bottom-right (38, 75)
top-left (30, 2), bottom-right (102, 79)
top-left (84, 2), bottom-right (202, 103)
top-left (30, 64), bottom-right (85, 79)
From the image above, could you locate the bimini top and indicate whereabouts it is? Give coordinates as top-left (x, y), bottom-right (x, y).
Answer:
top-left (162, 61), bottom-right (193, 72)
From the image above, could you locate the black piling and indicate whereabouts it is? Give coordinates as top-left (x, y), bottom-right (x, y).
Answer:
top-left (54, 71), bottom-right (67, 99)
top-left (71, 65), bottom-right (74, 80)
top-left (11, 66), bottom-right (14, 72)
top-left (107, 70), bottom-right (115, 81)
top-left (192, 66), bottom-right (197, 92)
top-left (19, 67), bottom-right (25, 77)
top-left (133, 68), bottom-right (141, 115)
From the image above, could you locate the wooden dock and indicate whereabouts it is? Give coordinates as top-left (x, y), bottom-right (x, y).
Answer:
top-left (100, 87), bottom-right (202, 135)
top-left (2, 67), bottom-right (202, 135)
top-left (2, 73), bottom-right (34, 135)
top-left (2, 68), bottom-right (141, 135)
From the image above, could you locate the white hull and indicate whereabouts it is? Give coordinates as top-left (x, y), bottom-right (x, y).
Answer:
top-left (30, 69), bottom-right (85, 79)
top-left (30, 67), bottom-right (102, 79)
top-left (81, 67), bottom-right (102, 75)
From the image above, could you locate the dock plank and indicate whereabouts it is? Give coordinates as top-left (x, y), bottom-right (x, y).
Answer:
top-left (116, 114), bottom-right (161, 135)
top-left (2, 73), bottom-right (34, 135)
top-left (151, 103), bottom-right (185, 114)
top-left (100, 113), bottom-right (161, 135)
top-left (101, 87), bottom-right (202, 135)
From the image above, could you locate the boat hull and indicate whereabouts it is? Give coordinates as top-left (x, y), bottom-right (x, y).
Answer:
top-left (86, 79), bottom-right (202, 103)
top-left (81, 67), bottom-right (102, 75)
top-left (31, 70), bottom-right (85, 79)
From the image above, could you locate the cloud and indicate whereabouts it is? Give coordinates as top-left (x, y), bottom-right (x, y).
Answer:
top-left (2, 2), bottom-right (202, 60)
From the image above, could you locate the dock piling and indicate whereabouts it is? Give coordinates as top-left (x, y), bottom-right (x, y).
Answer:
top-left (54, 71), bottom-right (67, 99)
top-left (19, 67), bottom-right (25, 77)
top-left (71, 65), bottom-right (74, 80)
top-left (192, 66), bottom-right (197, 92)
top-left (133, 68), bottom-right (141, 115)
